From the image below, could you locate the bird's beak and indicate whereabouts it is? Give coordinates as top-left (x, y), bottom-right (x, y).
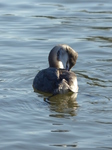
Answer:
top-left (66, 63), bottom-right (69, 71)
top-left (66, 66), bottom-right (69, 71)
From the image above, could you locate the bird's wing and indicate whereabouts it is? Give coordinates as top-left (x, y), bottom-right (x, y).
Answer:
top-left (33, 68), bottom-right (59, 93)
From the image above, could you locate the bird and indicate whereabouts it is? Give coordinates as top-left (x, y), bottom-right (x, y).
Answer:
top-left (33, 44), bottom-right (78, 95)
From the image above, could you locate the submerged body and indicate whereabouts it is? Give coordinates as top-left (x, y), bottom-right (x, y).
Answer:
top-left (33, 67), bottom-right (78, 94)
top-left (33, 44), bottom-right (78, 94)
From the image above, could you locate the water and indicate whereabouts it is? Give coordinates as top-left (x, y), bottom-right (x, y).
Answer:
top-left (0, 0), bottom-right (112, 149)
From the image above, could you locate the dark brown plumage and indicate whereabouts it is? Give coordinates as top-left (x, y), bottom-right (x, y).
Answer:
top-left (33, 44), bottom-right (78, 94)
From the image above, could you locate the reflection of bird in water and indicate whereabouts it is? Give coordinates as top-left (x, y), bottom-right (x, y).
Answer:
top-left (48, 93), bottom-right (78, 115)
top-left (33, 44), bottom-right (78, 95)
top-left (37, 92), bottom-right (79, 116)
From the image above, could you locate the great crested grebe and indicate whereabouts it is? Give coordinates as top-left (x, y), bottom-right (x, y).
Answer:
top-left (33, 44), bottom-right (78, 94)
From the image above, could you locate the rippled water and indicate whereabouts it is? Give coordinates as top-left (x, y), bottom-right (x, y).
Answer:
top-left (0, 0), bottom-right (112, 149)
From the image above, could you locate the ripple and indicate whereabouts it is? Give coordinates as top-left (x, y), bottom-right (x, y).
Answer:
top-left (51, 129), bottom-right (69, 132)
top-left (77, 72), bottom-right (107, 83)
top-left (51, 144), bottom-right (77, 147)
top-left (81, 10), bottom-right (112, 14)
top-left (85, 36), bottom-right (112, 43)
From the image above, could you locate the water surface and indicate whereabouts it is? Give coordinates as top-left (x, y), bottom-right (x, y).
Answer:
top-left (0, 0), bottom-right (112, 149)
